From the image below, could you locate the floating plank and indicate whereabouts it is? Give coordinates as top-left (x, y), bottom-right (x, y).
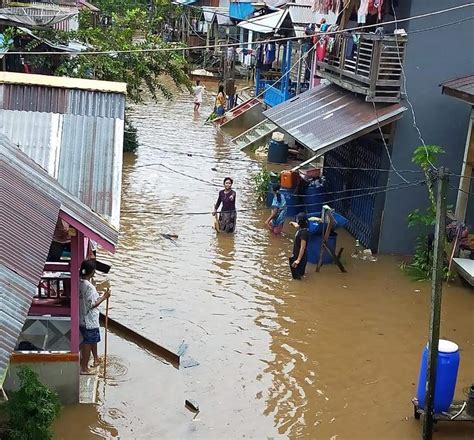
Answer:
top-left (99, 314), bottom-right (180, 368)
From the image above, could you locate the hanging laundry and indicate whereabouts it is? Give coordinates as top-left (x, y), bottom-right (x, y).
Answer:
top-left (345, 35), bottom-right (355, 60)
top-left (312, 0), bottom-right (341, 14)
top-left (368, 0), bottom-right (384, 20)
top-left (357, 0), bottom-right (369, 24)
top-left (316, 37), bottom-right (327, 61)
top-left (264, 43), bottom-right (276, 64)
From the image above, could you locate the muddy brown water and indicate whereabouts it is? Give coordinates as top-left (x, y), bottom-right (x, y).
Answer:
top-left (53, 91), bottom-right (473, 439)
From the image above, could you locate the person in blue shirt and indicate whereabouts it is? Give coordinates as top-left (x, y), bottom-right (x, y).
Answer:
top-left (265, 183), bottom-right (287, 234)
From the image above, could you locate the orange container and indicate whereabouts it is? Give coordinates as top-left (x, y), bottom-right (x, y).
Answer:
top-left (280, 170), bottom-right (299, 189)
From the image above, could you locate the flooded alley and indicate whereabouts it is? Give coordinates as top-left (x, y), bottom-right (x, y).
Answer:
top-left (53, 91), bottom-right (473, 440)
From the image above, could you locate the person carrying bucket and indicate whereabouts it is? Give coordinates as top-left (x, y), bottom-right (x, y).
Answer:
top-left (265, 183), bottom-right (287, 235)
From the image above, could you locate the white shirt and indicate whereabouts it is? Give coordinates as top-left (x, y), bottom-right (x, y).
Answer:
top-left (193, 85), bottom-right (204, 103)
top-left (79, 279), bottom-right (100, 329)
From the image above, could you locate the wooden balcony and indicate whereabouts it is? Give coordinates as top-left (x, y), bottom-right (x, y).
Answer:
top-left (316, 32), bottom-right (407, 103)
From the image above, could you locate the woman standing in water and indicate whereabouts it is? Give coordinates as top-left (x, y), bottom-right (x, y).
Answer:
top-left (289, 213), bottom-right (309, 279)
top-left (265, 183), bottom-right (287, 235)
top-left (213, 177), bottom-right (236, 233)
top-left (215, 84), bottom-right (226, 117)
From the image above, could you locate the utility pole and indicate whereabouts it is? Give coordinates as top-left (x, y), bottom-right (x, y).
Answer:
top-left (422, 167), bottom-right (449, 440)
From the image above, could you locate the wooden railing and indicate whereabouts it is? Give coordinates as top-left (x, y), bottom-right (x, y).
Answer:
top-left (316, 32), bottom-right (407, 102)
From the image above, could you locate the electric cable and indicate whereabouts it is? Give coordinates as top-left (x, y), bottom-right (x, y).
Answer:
top-left (391, 2), bottom-right (437, 171)
top-left (4, 3), bottom-right (474, 55)
top-left (121, 179), bottom-right (426, 216)
top-left (371, 101), bottom-right (409, 183)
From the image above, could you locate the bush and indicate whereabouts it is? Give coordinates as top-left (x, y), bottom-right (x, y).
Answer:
top-left (2, 366), bottom-right (61, 440)
top-left (253, 167), bottom-right (271, 203)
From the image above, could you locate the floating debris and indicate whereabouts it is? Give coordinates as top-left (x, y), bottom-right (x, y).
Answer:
top-left (185, 399), bottom-right (199, 412)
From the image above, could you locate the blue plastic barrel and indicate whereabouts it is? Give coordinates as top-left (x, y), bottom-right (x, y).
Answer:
top-left (416, 339), bottom-right (460, 413)
top-left (307, 211), bottom-right (349, 235)
top-left (280, 188), bottom-right (304, 218)
top-left (304, 183), bottom-right (324, 214)
top-left (306, 232), bottom-right (337, 264)
top-left (267, 140), bottom-right (288, 164)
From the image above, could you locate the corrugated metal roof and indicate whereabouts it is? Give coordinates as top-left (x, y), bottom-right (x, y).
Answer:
top-left (1, 133), bottom-right (119, 386)
top-left (0, 266), bottom-right (38, 387)
top-left (0, 6), bottom-right (77, 27)
top-left (264, 84), bottom-right (407, 156)
top-left (441, 74), bottom-right (474, 105)
top-left (0, 72), bottom-right (127, 94)
top-left (238, 9), bottom-right (289, 34)
top-left (286, 4), bottom-right (316, 25)
top-left (1, 162), bottom-right (60, 285)
top-left (0, 78), bottom-right (125, 228)
top-left (1, 134), bottom-right (119, 247)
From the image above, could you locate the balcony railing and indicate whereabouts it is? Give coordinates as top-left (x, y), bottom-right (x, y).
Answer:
top-left (315, 32), bottom-right (407, 103)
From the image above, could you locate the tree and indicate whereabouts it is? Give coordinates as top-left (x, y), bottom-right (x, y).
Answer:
top-left (54, 8), bottom-right (191, 103)
top-left (402, 145), bottom-right (448, 281)
top-left (23, 5), bottom-right (191, 151)
top-left (2, 366), bottom-right (61, 440)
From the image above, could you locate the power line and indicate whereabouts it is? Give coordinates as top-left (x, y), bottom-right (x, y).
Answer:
top-left (130, 144), bottom-right (426, 174)
top-left (391, 3), bottom-right (436, 172)
top-left (4, 3), bottom-right (474, 56)
top-left (121, 179), bottom-right (426, 216)
top-left (153, 161), bottom-right (417, 198)
top-left (371, 101), bottom-right (409, 183)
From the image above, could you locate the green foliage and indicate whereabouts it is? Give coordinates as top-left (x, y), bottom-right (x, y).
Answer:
top-left (2, 366), bottom-right (61, 440)
top-left (124, 117), bottom-right (139, 153)
top-left (403, 145), bottom-right (449, 281)
top-left (254, 167), bottom-right (271, 203)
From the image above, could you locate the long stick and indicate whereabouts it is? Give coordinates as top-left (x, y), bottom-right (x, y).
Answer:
top-left (422, 168), bottom-right (448, 440)
top-left (103, 296), bottom-right (109, 379)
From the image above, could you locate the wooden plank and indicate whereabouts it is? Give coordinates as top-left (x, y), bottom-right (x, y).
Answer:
top-left (99, 313), bottom-right (180, 368)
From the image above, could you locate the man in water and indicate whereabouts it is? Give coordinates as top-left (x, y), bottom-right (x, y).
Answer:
top-left (193, 80), bottom-right (205, 112)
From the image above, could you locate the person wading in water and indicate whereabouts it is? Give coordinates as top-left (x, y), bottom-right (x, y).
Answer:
top-left (213, 177), bottom-right (236, 233)
top-left (289, 213), bottom-right (309, 279)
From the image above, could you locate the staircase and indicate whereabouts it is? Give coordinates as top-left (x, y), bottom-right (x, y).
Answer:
top-left (220, 96), bottom-right (262, 128)
top-left (232, 119), bottom-right (277, 150)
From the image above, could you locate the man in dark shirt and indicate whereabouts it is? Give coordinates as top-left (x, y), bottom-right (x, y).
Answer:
top-left (289, 213), bottom-right (309, 279)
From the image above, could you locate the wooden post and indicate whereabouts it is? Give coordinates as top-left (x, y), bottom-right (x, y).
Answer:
top-left (103, 296), bottom-right (109, 379)
top-left (454, 110), bottom-right (474, 222)
top-left (422, 168), bottom-right (449, 440)
top-left (69, 229), bottom-right (84, 354)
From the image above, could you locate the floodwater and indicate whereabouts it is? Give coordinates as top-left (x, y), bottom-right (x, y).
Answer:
top-left (54, 90), bottom-right (473, 439)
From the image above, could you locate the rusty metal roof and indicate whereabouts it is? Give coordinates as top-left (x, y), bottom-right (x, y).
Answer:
top-left (264, 84), bottom-right (407, 156)
top-left (0, 73), bottom-right (126, 228)
top-left (1, 134), bottom-right (119, 386)
top-left (441, 75), bottom-right (474, 105)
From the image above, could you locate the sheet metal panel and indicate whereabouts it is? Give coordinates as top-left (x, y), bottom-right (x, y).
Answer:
top-left (238, 9), bottom-right (288, 34)
top-left (0, 83), bottom-right (125, 228)
top-left (59, 115), bottom-right (122, 226)
top-left (1, 134), bottom-right (119, 247)
top-left (287, 4), bottom-right (316, 25)
top-left (441, 75), bottom-right (474, 104)
top-left (264, 83), bottom-right (406, 155)
top-left (0, 267), bottom-right (38, 387)
top-left (1, 162), bottom-right (60, 285)
top-left (0, 84), bottom-right (125, 118)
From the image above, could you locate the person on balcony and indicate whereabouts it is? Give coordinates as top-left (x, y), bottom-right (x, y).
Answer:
top-left (79, 259), bottom-right (111, 375)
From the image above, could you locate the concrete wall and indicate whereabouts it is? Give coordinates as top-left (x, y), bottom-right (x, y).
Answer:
top-left (5, 356), bottom-right (79, 405)
top-left (379, 0), bottom-right (474, 254)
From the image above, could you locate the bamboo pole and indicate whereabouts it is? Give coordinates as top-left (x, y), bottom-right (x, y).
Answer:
top-left (103, 296), bottom-right (110, 379)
